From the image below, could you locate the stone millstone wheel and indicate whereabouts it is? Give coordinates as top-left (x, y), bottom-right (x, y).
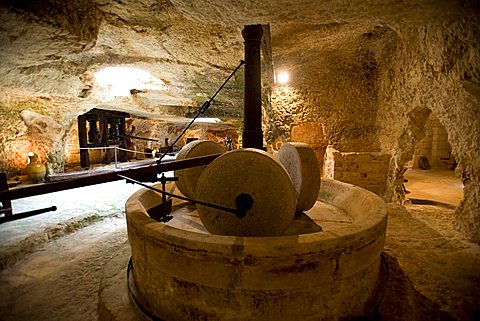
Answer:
top-left (195, 148), bottom-right (297, 237)
top-left (277, 142), bottom-right (320, 212)
top-left (174, 140), bottom-right (225, 199)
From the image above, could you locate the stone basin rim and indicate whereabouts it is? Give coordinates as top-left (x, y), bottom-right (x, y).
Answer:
top-left (126, 178), bottom-right (388, 255)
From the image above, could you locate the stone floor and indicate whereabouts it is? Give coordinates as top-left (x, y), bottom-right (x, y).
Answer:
top-left (0, 180), bottom-right (142, 269)
top-left (0, 155), bottom-right (176, 267)
top-left (404, 168), bottom-right (463, 207)
top-left (2, 181), bottom-right (141, 244)
top-left (0, 167), bottom-right (478, 321)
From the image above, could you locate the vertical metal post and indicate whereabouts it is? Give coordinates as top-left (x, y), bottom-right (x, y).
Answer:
top-left (242, 24), bottom-right (264, 149)
top-left (114, 145), bottom-right (118, 169)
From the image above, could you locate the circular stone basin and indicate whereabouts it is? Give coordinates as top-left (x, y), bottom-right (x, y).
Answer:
top-left (125, 179), bottom-right (388, 321)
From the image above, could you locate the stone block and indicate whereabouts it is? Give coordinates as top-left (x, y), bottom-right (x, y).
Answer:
top-left (290, 122), bottom-right (328, 147)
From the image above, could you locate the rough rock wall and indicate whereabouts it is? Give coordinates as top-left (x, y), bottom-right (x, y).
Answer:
top-left (260, 10), bottom-right (480, 242)
top-left (0, 91), bottom-right (75, 177)
top-left (0, 5), bottom-right (89, 97)
top-left (1, 0), bottom-right (101, 43)
top-left (376, 17), bottom-right (480, 243)
top-left (0, 2), bottom-right (244, 175)
top-left (289, 122), bottom-right (328, 176)
top-left (264, 23), bottom-right (397, 152)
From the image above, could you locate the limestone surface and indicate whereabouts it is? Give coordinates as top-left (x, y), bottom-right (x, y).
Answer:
top-left (125, 177), bottom-right (387, 320)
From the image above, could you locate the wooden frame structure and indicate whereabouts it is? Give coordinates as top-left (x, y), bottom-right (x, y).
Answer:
top-left (78, 108), bottom-right (130, 168)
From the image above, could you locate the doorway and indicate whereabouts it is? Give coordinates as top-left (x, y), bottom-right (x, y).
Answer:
top-left (404, 113), bottom-right (463, 207)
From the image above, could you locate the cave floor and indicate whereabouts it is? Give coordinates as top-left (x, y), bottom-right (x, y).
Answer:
top-left (404, 168), bottom-right (463, 207)
top-left (0, 175), bottom-right (479, 321)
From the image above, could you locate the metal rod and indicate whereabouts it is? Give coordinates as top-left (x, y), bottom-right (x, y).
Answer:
top-left (0, 206), bottom-right (57, 224)
top-left (118, 174), bottom-right (243, 217)
top-left (0, 153), bottom-right (222, 201)
top-left (157, 60), bottom-right (245, 164)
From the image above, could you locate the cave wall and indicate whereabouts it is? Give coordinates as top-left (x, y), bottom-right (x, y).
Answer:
top-left (0, 93), bottom-right (74, 177)
top-left (376, 18), bottom-right (480, 243)
top-left (0, 1), bottom-right (244, 176)
top-left (264, 13), bottom-right (479, 243)
top-left (324, 147), bottom-right (391, 197)
top-left (263, 24), bottom-right (397, 203)
top-left (264, 23), bottom-right (387, 152)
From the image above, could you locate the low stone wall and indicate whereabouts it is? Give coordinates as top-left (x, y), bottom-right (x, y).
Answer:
top-left (324, 147), bottom-right (391, 197)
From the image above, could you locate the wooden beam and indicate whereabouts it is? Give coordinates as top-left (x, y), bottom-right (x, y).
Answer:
top-left (118, 116), bottom-right (128, 162)
top-left (0, 153), bottom-right (222, 201)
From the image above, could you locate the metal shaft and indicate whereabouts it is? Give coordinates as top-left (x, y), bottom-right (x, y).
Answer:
top-left (0, 206), bottom-right (57, 224)
top-left (118, 174), bottom-right (250, 218)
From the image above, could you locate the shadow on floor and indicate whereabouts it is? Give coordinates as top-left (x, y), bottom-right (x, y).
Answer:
top-left (379, 252), bottom-right (456, 321)
top-left (384, 203), bottom-right (480, 321)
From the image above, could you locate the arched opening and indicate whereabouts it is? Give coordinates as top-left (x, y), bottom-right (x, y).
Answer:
top-left (403, 111), bottom-right (464, 208)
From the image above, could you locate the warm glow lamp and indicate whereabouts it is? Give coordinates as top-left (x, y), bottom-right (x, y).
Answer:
top-left (276, 71), bottom-right (289, 85)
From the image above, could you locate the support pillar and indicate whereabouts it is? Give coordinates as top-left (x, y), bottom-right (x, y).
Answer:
top-left (242, 24), bottom-right (263, 149)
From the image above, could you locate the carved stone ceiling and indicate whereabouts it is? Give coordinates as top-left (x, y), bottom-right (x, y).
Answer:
top-left (0, 0), bottom-right (474, 120)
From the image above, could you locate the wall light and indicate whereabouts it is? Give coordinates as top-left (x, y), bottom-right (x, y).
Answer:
top-left (276, 71), bottom-right (289, 85)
